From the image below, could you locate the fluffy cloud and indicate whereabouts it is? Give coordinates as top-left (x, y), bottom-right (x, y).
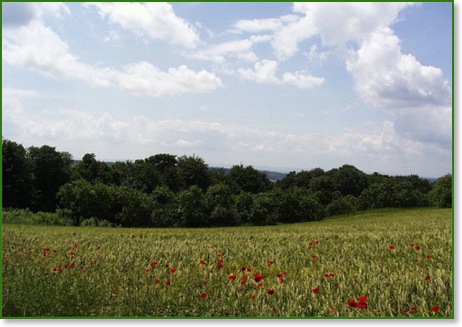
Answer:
top-left (2, 21), bottom-right (222, 97)
top-left (84, 2), bottom-right (200, 48)
top-left (346, 27), bottom-right (451, 109)
top-left (186, 39), bottom-right (257, 63)
top-left (238, 60), bottom-right (324, 88)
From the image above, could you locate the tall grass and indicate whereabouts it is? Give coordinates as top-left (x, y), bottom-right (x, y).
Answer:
top-left (2, 208), bottom-right (452, 318)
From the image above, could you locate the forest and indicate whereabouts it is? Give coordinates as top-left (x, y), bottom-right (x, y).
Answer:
top-left (2, 139), bottom-right (452, 228)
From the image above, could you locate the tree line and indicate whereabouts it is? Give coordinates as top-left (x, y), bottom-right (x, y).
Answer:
top-left (2, 139), bottom-right (452, 227)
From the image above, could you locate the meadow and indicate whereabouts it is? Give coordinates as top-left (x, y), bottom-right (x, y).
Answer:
top-left (2, 207), bottom-right (453, 318)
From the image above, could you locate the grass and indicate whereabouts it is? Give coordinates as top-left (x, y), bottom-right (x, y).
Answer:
top-left (2, 207), bottom-right (453, 318)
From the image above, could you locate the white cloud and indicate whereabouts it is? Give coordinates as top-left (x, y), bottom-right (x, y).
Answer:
top-left (2, 2), bottom-right (69, 27)
top-left (117, 61), bottom-right (223, 97)
top-left (186, 39), bottom-right (257, 63)
top-left (233, 15), bottom-right (299, 34)
top-left (346, 27), bottom-right (451, 109)
top-left (84, 2), bottom-right (200, 48)
top-left (238, 60), bottom-right (324, 88)
top-left (2, 21), bottom-right (222, 97)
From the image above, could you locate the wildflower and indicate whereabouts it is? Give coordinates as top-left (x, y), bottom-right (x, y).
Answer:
top-left (283, 271), bottom-right (288, 276)
top-left (150, 261), bottom-right (158, 268)
top-left (312, 286), bottom-right (319, 294)
top-left (251, 294), bottom-right (256, 301)
top-left (389, 245), bottom-right (395, 250)
top-left (253, 273), bottom-right (264, 283)
top-left (425, 275), bottom-right (431, 280)
top-left (312, 255), bottom-right (318, 259)
top-left (199, 260), bottom-right (206, 265)
top-left (155, 279), bottom-right (161, 284)
top-left (277, 273), bottom-right (283, 278)
top-left (217, 262), bottom-right (223, 269)
top-left (315, 240), bottom-right (320, 245)
top-left (165, 280), bottom-right (171, 286)
top-left (426, 254), bottom-right (431, 259)
top-left (308, 242), bottom-right (313, 247)
top-left (267, 289), bottom-right (275, 295)
top-left (217, 253), bottom-right (222, 257)
top-left (415, 245), bottom-right (421, 251)
top-left (170, 268), bottom-right (177, 273)
top-left (279, 278), bottom-right (285, 284)
top-left (241, 281), bottom-right (246, 285)
top-left (432, 306), bottom-right (439, 313)
top-left (201, 293), bottom-right (208, 298)
top-left (267, 260), bottom-right (274, 264)
top-left (145, 268), bottom-right (150, 272)
top-left (70, 252), bottom-right (75, 256)
top-left (229, 275), bottom-right (237, 281)
top-left (358, 296), bottom-right (368, 302)
top-left (411, 243), bottom-right (415, 247)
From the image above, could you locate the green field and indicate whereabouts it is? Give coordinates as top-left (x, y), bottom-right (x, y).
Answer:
top-left (2, 208), bottom-right (453, 318)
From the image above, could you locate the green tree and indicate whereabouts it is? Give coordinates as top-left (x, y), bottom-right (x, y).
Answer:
top-left (177, 185), bottom-right (208, 227)
top-left (2, 139), bottom-right (32, 209)
top-left (178, 155), bottom-right (211, 191)
top-left (227, 165), bottom-right (272, 194)
top-left (429, 174), bottom-right (452, 208)
top-left (251, 192), bottom-right (278, 225)
top-left (331, 164), bottom-right (369, 197)
top-left (234, 192), bottom-right (254, 225)
top-left (151, 186), bottom-right (179, 227)
top-left (28, 145), bottom-right (72, 212)
top-left (205, 183), bottom-right (237, 226)
top-left (71, 153), bottom-right (112, 184)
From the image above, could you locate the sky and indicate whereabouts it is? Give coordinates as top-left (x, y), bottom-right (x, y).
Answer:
top-left (2, 2), bottom-right (453, 177)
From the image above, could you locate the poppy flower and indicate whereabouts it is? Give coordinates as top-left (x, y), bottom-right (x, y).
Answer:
top-left (217, 253), bottom-right (222, 257)
top-left (199, 260), bottom-right (206, 265)
top-left (229, 275), bottom-right (237, 281)
top-left (411, 243), bottom-right (415, 247)
top-left (426, 254), bottom-right (431, 259)
top-left (312, 255), bottom-right (318, 259)
top-left (251, 294), bottom-right (256, 301)
top-left (155, 279), bottom-right (161, 284)
top-left (389, 245), bottom-right (395, 250)
top-left (266, 260), bottom-right (273, 264)
top-left (201, 293), bottom-right (208, 298)
top-left (150, 261), bottom-right (158, 268)
top-left (145, 268), bottom-right (150, 272)
top-left (432, 306), bottom-right (439, 313)
top-left (308, 242), bottom-right (313, 247)
top-left (170, 268), bottom-right (177, 273)
top-left (253, 273), bottom-right (264, 283)
top-left (70, 252), bottom-right (75, 256)
top-left (241, 281), bottom-right (246, 285)
top-left (358, 296), bottom-right (368, 302)
top-left (279, 278), bottom-right (285, 284)
top-left (357, 302), bottom-right (368, 309)
top-left (312, 286), bottom-right (319, 294)
top-left (267, 289), bottom-right (275, 295)
top-left (425, 275), bottom-right (431, 280)
top-left (404, 309), bottom-right (410, 314)
top-left (415, 245), bottom-right (421, 251)
top-left (165, 280), bottom-right (171, 286)
top-left (347, 299), bottom-right (358, 308)
top-left (277, 273), bottom-right (283, 278)
top-left (217, 262), bottom-right (223, 269)
top-left (315, 241), bottom-right (320, 245)
top-left (283, 271), bottom-right (288, 276)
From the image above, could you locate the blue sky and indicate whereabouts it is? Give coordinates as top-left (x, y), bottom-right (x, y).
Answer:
top-left (2, 2), bottom-right (452, 177)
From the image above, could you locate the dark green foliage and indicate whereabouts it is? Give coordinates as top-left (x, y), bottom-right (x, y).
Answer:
top-left (227, 164), bottom-right (272, 194)
top-left (429, 174), bottom-right (452, 208)
top-left (2, 138), bottom-right (451, 228)
top-left (2, 139), bottom-right (32, 209)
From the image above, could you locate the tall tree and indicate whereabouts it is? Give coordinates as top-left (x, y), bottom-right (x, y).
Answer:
top-left (2, 139), bottom-right (32, 208)
top-left (28, 145), bottom-right (72, 212)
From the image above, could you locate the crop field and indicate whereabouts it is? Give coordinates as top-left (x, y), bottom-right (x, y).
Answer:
top-left (2, 208), bottom-right (452, 318)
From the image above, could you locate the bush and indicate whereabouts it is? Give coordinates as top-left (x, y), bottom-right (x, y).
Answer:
top-left (2, 209), bottom-right (72, 226)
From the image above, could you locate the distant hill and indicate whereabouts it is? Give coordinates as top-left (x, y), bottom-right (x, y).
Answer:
top-left (209, 167), bottom-right (286, 181)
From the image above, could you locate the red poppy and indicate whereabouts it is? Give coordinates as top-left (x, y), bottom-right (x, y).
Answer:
top-left (357, 302), bottom-right (368, 309)
top-left (267, 289), bottom-right (275, 295)
top-left (347, 299), bottom-right (358, 308)
top-left (70, 263), bottom-right (76, 269)
top-left (412, 307), bottom-right (417, 312)
top-left (70, 252), bottom-right (75, 256)
top-left (43, 248), bottom-right (50, 252)
top-left (358, 296), bottom-right (368, 302)
top-left (72, 243), bottom-right (78, 249)
top-left (425, 275), bottom-right (431, 280)
top-left (170, 268), bottom-right (177, 273)
top-left (315, 241), bottom-right (320, 245)
top-left (389, 245), bottom-right (395, 250)
top-left (432, 306), bottom-right (439, 313)
top-left (229, 275), bottom-right (237, 281)
top-left (165, 280), bottom-right (171, 286)
top-left (411, 243), bottom-right (415, 247)
top-left (155, 279), bottom-right (161, 284)
top-left (53, 250), bottom-right (58, 253)
top-left (241, 266), bottom-right (247, 271)
top-left (199, 260), bottom-right (206, 265)
top-left (256, 282), bottom-right (263, 288)
top-left (241, 281), bottom-right (246, 285)
top-left (334, 283), bottom-right (339, 288)
top-left (277, 273), bottom-right (283, 278)
top-left (404, 309), bottom-right (410, 314)
top-left (283, 271), bottom-right (288, 276)
top-left (426, 254), bottom-right (431, 259)
top-left (145, 268), bottom-right (150, 272)
top-left (324, 273), bottom-right (330, 278)
top-left (150, 261), bottom-right (158, 268)
top-left (243, 275), bottom-right (249, 280)
top-left (253, 273), bottom-right (264, 283)
top-left (217, 253), bottom-right (222, 257)
top-left (201, 293), bottom-right (208, 298)
top-left (308, 242), bottom-right (313, 247)
top-left (267, 260), bottom-right (274, 264)
top-left (279, 278), bottom-right (285, 284)
top-left (415, 245), bottom-right (421, 251)
top-left (217, 262), bottom-right (223, 269)
top-left (312, 286), bottom-right (319, 294)
top-left (251, 294), bottom-right (256, 301)
top-left (312, 255), bottom-right (318, 259)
